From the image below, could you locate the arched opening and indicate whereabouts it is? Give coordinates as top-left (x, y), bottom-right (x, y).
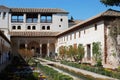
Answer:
top-left (42, 44), bottom-right (47, 57)
top-left (28, 41), bottom-right (39, 57)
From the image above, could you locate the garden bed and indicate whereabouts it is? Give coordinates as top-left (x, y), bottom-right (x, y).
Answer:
top-left (34, 61), bottom-right (73, 80)
top-left (60, 61), bottom-right (120, 79)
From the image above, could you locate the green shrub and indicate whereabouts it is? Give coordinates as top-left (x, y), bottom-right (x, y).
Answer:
top-left (61, 61), bottom-right (120, 79)
top-left (38, 63), bottom-right (73, 80)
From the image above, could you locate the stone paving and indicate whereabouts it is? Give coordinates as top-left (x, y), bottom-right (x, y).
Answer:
top-left (38, 58), bottom-right (118, 80)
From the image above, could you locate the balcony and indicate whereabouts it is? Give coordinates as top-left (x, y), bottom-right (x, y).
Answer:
top-left (11, 19), bottom-right (23, 23)
top-left (40, 19), bottom-right (52, 23)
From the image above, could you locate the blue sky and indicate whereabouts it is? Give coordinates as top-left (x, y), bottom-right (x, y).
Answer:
top-left (0, 0), bottom-right (119, 20)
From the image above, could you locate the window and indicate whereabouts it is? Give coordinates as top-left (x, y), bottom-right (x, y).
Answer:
top-left (60, 18), bottom-right (63, 22)
top-left (79, 31), bottom-right (81, 37)
top-left (59, 25), bottom-right (61, 27)
top-left (17, 26), bottom-right (21, 29)
top-left (47, 26), bottom-right (50, 30)
top-left (42, 26), bottom-right (45, 30)
top-left (32, 26), bottom-right (36, 30)
top-left (27, 26), bottom-right (31, 30)
top-left (11, 14), bottom-right (23, 22)
top-left (12, 26), bottom-right (16, 29)
top-left (84, 30), bottom-right (86, 34)
top-left (26, 13), bottom-right (38, 23)
top-left (95, 24), bottom-right (97, 30)
top-left (47, 16), bottom-right (52, 23)
top-left (40, 14), bottom-right (52, 23)
top-left (41, 16), bottom-right (46, 23)
top-left (74, 32), bottom-right (76, 39)
top-left (70, 34), bottom-right (72, 40)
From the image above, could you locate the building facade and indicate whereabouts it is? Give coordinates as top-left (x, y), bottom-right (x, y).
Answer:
top-left (0, 30), bottom-right (11, 72)
top-left (0, 5), bottom-right (120, 68)
top-left (0, 5), bottom-right (68, 57)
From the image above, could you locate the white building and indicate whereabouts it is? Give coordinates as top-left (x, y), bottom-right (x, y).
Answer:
top-left (0, 5), bottom-right (120, 68)
top-left (0, 30), bottom-right (11, 72)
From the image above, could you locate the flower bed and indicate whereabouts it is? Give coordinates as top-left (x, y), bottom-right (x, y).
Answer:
top-left (0, 56), bottom-right (38, 80)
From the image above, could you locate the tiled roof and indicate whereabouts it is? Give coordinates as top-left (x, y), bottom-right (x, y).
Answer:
top-left (9, 31), bottom-right (60, 37)
top-left (102, 9), bottom-right (120, 16)
top-left (0, 5), bottom-right (9, 10)
top-left (0, 5), bottom-right (68, 14)
top-left (58, 9), bottom-right (120, 36)
top-left (0, 30), bottom-right (10, 44)
top-left (10, 8), bottom-right (68, 13)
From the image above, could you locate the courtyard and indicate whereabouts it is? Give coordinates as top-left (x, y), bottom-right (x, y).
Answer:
top-left (0, 54), bottom-right (120, 80)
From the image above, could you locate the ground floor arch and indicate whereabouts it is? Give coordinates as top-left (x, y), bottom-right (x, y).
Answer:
top-left (11, 37), bottom-right (57, 58)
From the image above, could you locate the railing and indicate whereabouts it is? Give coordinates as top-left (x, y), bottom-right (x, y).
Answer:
top-left (40, 19), bottom-right (52, 23)
top-left (11, 19), bottom-right (23, 23)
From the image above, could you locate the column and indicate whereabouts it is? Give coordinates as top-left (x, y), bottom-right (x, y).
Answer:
top-left (47, 42), bottom-right (50, 57)
top-left (24, 13), bottom-right (26, 23)
top-left (38, 14), bottom-right (40, 23)
top-left (40, 44), bottom-right (42, 57)
top-left (9, 13), bottom-right (11, 31)
top-left (25, 43), bottom-right (28, 49)
top-left (1, 12), bottom-right (3, 19)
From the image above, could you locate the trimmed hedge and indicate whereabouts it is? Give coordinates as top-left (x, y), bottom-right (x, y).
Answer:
top-left (38, 63), bottom-right (73, 80)
top-left (61, 61), bottom-right (120, 79)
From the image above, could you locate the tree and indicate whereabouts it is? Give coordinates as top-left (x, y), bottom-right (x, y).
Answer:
top-left (59, 46), bottom-right (67, 60)
top-left (18, 49), bottom-right (34, 62)
top-left (92, 42), bottom-right (102, 66)
top-left (68, 45), bottom-right (75, 61)
top-left (77, 44), bottom-right (84, 63)
top-left (100, 0), bottom-right (120, 6)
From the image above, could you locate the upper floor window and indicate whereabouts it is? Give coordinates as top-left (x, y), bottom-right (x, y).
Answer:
top-left (41, 14), bottom-right (52, 23)
top-left (70, 34), bottom-right (72, 40)
top-left (74, 32), bottom-right (76, 39)
top-left (47, 26), bottom-right (50, 30)
top-left (60, 18), bottom-right (63, 22)
top-left (0, 12), bottom-right (1, 17)
top-left (27, 26), bottom-right (31, 30)
top-left (84, 30), bottom-right (86, 34)
top-left (32, 26), bottom-right (36, 30)
top-left (79, 31), bottom-right (81, 38)
top-left (11, 14), bottom-right (23, 23)
top-left (42, 26), bottom-right (45, 30)
top-left (12, 26), bottom-right (16, 29)
top-left (95, 24), bottom-right (97, 30)
top-left (26, 14), bottom-right (38, 23)
top-left (17, 26), bottom-right (21, 29)
top-left (59, 25), bottom-right (61, 27)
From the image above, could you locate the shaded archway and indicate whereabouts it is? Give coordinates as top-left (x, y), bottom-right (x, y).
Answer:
top-left (42, 44), bottom-right (47, 57)
top-left (28, 41), bottom-right (39, 57)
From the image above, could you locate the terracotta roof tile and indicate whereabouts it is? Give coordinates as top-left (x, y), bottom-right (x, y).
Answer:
top-left (10, 8), bottom-right (68, 13)
top-left (58, 9), bottom-right (120, 36)
top-left (9, 31), bottom-right (60, 37)
top-left (0, 5), bottom-right (9, 10)
top-left (0, 30), bottom-right (10, 44)
top-left (102, 9), bottom-right (120, 16)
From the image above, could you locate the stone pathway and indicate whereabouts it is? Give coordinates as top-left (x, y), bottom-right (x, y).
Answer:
top-left (38, 58), bottom-right (118, 80)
